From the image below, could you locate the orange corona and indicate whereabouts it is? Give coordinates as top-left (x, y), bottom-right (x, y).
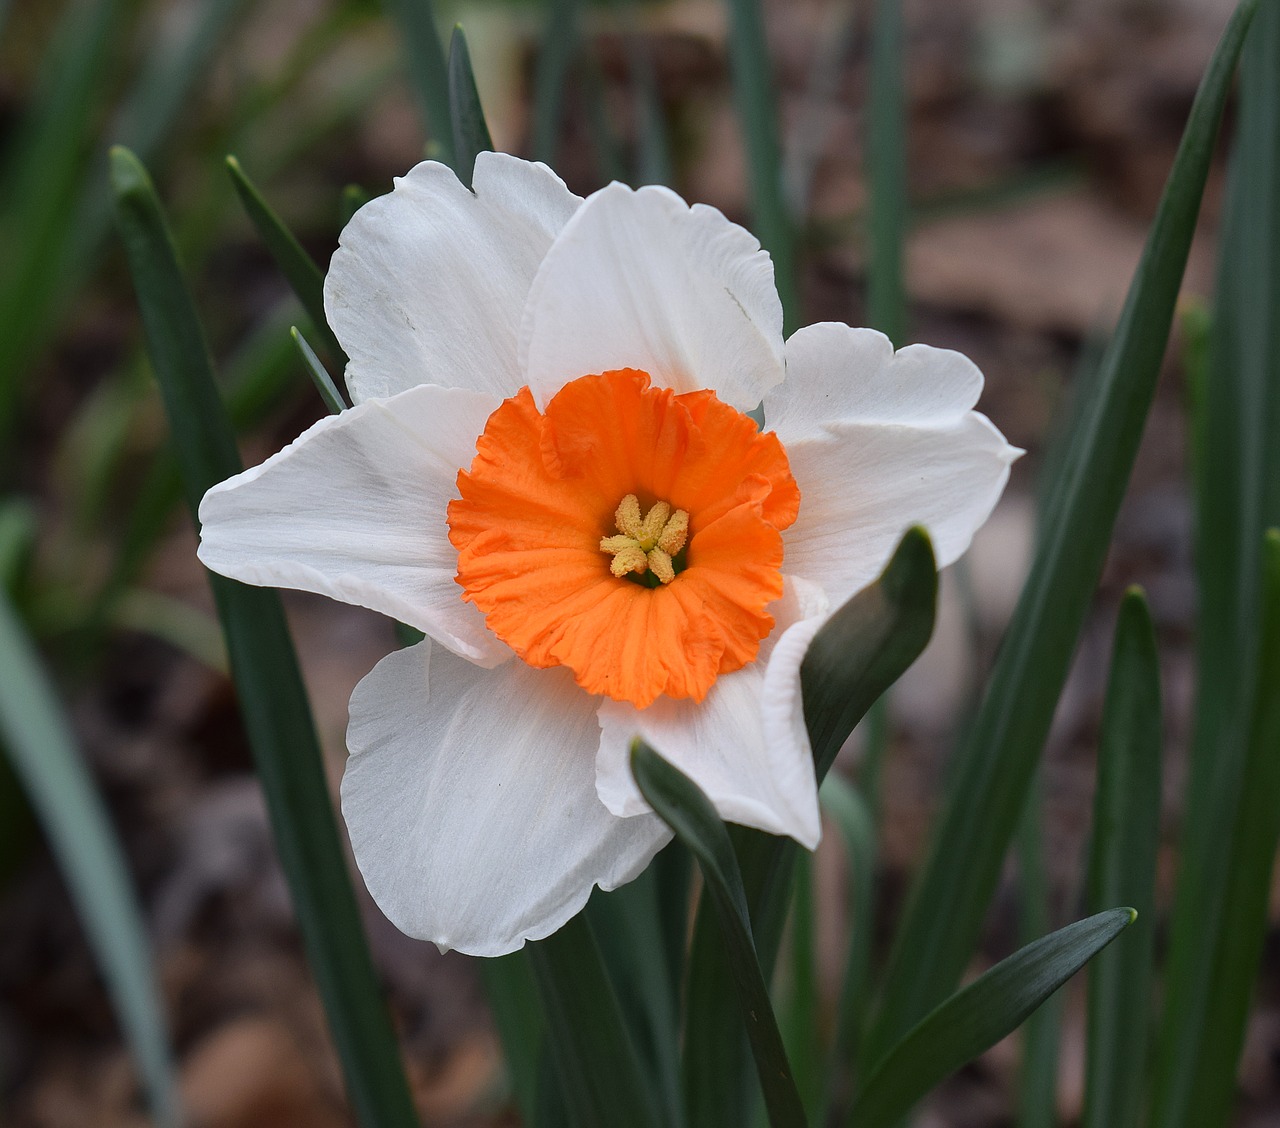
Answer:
top-left (447, 368), bottom-right (800, 708)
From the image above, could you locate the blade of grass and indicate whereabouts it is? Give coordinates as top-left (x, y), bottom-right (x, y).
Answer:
top-left (1154, 6), bottom-right (1280, 1126)
top-left (110, 146), bottom-right (419, 1128)
top-left (477, 952), bottom-right (544, 1125)
top-left (778, 852), bottom-right (822, 1120)
top-left (632, 741), bottom-right (806, 1128)
top-left (526, 910), bottom-right (663, 1128)
top-left (531, 0), bottom-right (581, 166)
top-left (725, 0), bottom-right (798, 331)
top-left (681, 527), bottom-right (936, 1128)
top-left (1167, 530), bottom-right (1280, 1126)
top-left (1082, 589), bottom-right (1161, 1128)
top-left (866, 0), bottom-right (907, 347)
top-left (447, 26), bottom-right (494, 191)
top-left (817, 773), bottom-right (877, 1123)
top-left (380, 0), bottom-right (454, 167)
top-left (586, 869), bottom-right (685, 1127)
top-left (852, 909), bottom-right (1135, 1128)
top-left (0, 591), bottom-right (179, 1128)
top-left (863, 0), bottom-right (1258, 1062)
top-left (1015, 778), bottom-right (1063, 1128)
top-left (291, 327), bottom-right (348, 414)
top-left (226, 155), bottom-right (346, 365)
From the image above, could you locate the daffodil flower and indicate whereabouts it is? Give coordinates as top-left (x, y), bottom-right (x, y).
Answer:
top-left (197, 154), bottom-right (1020, 956)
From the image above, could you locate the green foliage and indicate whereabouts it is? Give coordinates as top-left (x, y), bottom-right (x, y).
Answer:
top-left (110, 147), bottom-right (419, 1128)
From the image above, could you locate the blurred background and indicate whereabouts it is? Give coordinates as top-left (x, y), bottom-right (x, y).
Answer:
top-left (0, 0), bottom-right (1267, 1124)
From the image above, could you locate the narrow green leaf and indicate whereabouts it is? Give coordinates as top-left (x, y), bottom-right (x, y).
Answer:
top-left (291, 327), bottom-right (348, 414)
top-left (526, 911), bottom-right (663, 1128)
top-left (447, 26), bottom-right (494, 191)
top-left (1155, 7), bottom-right (1280, 1126)
top-left (1157, 532), bottom-right (1280, 1127)
top-left (110, 146), bottom-right (419, 1128)
top-left (587, 869), bottom-right (685, 1127)
top-left (778, 853), bottom-right (822, 1120)
top-left (818, 772), bottom-right (877, 1122)
top-left (681, 527), bottom-right (936, 1128)
top-left (532, 0), bottom-right (581, 166)
top-left (0, 0), bottom-right (124, 439)
top-left (867, 0), bottom-right (907, 347)
top-left (1015, 780), bottom-right (1063, 1128)
top-left (477, 952), bottom-right (543, 1125)
top-left (865, 0), bottom-right (1259, 1061)
top-left (1082, 590), bottom-right (1161, 1128)
top-left (724, 0), bottom-right (798, 331)
top-left (0, 592), bottom-right (179, 1128)
top-left (854, 909), bottom-right (1136, 1128)
top-left (632, 741), bottom-right (806, 1128)
top-left (0, 499), bottom-right (36, 595)
top-left (226, 155), bottom-right (346, 365)
top-left (380, 0), bottom-right (454, 167)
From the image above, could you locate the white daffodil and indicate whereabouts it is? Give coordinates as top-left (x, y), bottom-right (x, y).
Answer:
top-left (197, 153), bottom-right (1020, 957)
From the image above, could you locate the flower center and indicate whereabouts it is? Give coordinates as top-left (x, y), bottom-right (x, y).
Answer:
top-left (446, 368), bottom-right (800, 708)
top-left (600, 495), bottom-right (689, 586)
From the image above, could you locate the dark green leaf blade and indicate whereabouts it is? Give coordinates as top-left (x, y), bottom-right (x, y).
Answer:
top-left (632, 741), bottom-right (806, 1128)
top-left (526, 911), bottom-right (663, 1128)
top-left (225, 155), bottom-right (346, 365)
top-left (865, 0), bottom-right (1259, 1061)
top-left (853, 909), bottom-right (1136, 1128)
top-left (110, 146), bottom-right (418, 1128)
top-left (1083, 589), bottom-right (1161, 1128)
top-left (1154, 5), bottom-right (1280, 1126)
top-left (447, 26), bottom-right (494, 191)
top-left (379, 0), bottom-right (454, 167)
top-left (681, 526), bottom-right (936, 1128)
top-left (291, 326), bottom-right (348, 414)
top-left (0, 592), bottom-right (179, 1128)
top-left (724, 0), bottom-right (798, 329)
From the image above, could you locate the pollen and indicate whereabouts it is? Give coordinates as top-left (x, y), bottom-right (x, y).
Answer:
top-left (446, 368), bottom-right (800, 708)
top-left (601, 496), bottom-right (689, 583)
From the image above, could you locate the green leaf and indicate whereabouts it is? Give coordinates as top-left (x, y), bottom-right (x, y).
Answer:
top-left (477, 952), bottom-right (543, 1125)
top-left (864, 0), bottom-right (1260, 1062)
top-left (379, 0), bottom-right (454, 167)
top-left (526, 911), bottom-right (663, 1128)
top-left (586, 869), bottom-right (685, 1127)
top-left (110, 146), bottom-right (419, 1128)
top-left (1154, 7), bottom-right (1280, 1126)
top-left (1082, 590), bottom-right (1161, 1128)
top-left (531, 0), bottom-right (581, 165)
top-left (226, 155), bottom-right (347, 366)
top-left (866, 0), bottom-right (907, 347)
top-left (1155, 533), bottom-right (1280, 1127)
top-left (803, 525), bottom-right (937, 781)
top-left (724, 0), bottom-right (798, 331)
top-left (631, 742), bottom-right (806, 1128)
top-left (818, 773), bottom-right (877, 1122)
top-left (291, 326), bottom-right (348, 414)
top-left (681, 527), bottom-right (936, 1128)
top-left (447, 26), bottom-right (494, 191)
top-left (1014, 780), bottom-right (1063, 1128)
top-left (853, 909), bottom-right (1136, 1128)
top-left (0, 591), bottom-right (179, 1128)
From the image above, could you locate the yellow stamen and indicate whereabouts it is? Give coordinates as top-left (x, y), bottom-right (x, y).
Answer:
top-left (600, 493), bottom-right (689, 583)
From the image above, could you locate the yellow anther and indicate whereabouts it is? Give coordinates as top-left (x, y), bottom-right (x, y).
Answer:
top-left (599, 493), bottom-right (690, 584)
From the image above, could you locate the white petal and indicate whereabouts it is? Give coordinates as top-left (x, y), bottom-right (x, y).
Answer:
top-left (520, 182), bottom-right (785, 411)
top-left (595, 579), bottom-right (826, 849)
top-left (766, 323), bottom-right (988, 442)
top-left (781, 413), bottom-right (1020, 608)
top-left (341, 640), bottom-right (672, 955)
top-left (325, 153), bottom-right (582, 404)
top-left (198, 383), bottom-right (510, 666)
